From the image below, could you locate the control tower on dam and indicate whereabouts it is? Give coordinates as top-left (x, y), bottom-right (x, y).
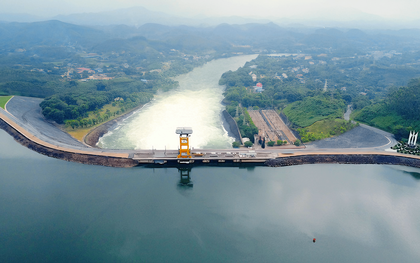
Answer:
top-left (132, 149), bottom-right (277, 165)
top-left (133, 127), bottom-right (277, 165)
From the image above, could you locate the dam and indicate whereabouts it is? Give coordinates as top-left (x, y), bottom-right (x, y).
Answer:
top-left (3, 101), bottom-right (420, 170)
top-left (1, 55), bottom-right (420, 169)
top-left (97, 55), bottom-right (259, 150)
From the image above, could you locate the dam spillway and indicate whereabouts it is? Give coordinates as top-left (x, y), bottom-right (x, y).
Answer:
top-left (97, 55), bottom-right (258, 150)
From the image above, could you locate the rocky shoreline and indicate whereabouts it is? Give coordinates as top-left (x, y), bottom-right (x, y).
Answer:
top-left (265, 154), bottom-right (420, 168)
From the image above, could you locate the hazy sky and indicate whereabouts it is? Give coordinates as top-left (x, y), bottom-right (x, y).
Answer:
top-left (2, 0), bottom-right (420, 20)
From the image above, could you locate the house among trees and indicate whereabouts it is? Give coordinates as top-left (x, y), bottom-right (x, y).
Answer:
top-left (254, 82), bottom-right (264, 93)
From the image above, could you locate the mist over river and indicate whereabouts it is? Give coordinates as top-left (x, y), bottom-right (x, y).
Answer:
top-left (98, 55), bottom-right (257, 150)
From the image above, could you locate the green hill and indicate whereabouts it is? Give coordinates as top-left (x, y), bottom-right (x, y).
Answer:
top-left (353, 79), bottom-right (420, 139)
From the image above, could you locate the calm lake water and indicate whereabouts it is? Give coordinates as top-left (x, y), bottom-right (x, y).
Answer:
top-left (1, 129), bottom-right (420, 263)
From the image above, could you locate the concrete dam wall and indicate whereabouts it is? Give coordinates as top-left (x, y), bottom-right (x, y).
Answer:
top-left (222, 110), bottom-right (243, 144)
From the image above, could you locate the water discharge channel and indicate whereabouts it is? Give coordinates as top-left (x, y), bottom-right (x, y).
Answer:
top-left (98, 55), bottom-right (257, 150)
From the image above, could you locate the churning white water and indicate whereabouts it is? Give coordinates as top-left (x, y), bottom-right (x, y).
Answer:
top-left (97, 55), bottom-right (257, 150)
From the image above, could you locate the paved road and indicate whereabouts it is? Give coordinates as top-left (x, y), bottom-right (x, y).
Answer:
top-left (2, 96), bottom-right (138, 155)
top-left (306, 103), bottom-right (396, 150)
top-left (305, 125), bottom-right (396, 150)
top-left (344, 105), bottom-right (351, 121)
top-left (6, 97), bottom-right (86, 148)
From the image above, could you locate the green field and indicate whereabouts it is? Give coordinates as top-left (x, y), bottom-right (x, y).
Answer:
top-left (0, 96), bottom-right (13, 109)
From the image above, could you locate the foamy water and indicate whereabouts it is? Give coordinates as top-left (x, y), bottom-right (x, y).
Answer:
top-left (97, 55), bottom-right (257, 150)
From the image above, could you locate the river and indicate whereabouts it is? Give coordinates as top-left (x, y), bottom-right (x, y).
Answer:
top-left (98, 55), bottom-right (258, 150)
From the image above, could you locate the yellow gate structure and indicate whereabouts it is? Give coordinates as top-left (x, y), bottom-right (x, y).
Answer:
top-left (176, 127), bottom-right (193, 158)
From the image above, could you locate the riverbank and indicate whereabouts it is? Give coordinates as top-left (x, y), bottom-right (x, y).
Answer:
top-left (84, 104), bottom-right (145, 147)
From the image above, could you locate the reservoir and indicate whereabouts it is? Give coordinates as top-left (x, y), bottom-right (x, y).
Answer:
top-left (1, 129), bottom-right (420, 262)
top-left (1, 54), bottom-right (420, 262)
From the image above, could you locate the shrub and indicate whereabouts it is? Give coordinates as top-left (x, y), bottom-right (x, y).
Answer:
top-left (294, 139), bottom-right (301, 146)
top-left (267, 141), bottom-right (275, 146)
top-left (244, 141), bottom-right (253, 147)
top-left (232, 141), bottom-right (240, 148)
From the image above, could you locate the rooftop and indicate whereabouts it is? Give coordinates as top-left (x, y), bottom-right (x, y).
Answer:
top-left (176, 127), bottom-right (193, 134)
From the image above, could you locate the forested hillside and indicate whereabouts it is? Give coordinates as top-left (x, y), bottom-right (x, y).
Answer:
top-left (353, 79), bottom-right (420, 139)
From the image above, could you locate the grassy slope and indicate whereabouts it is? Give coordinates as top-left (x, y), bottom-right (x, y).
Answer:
top-left (66, 102), bottom-right (141, 141)
top-left (299, 118), bottom-right (357, 142)
top-left (283, 96), bottom-right (346, 127)
top-left (0, 96), bottom-right (12, 109)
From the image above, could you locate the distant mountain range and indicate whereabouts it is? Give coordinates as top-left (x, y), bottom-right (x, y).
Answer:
top-left (2, 6), bottom-right (419, 30)
top-left (0, 20), bottom-right (108, 50)
top-left (2, 19), bottom-right (420, 57)
top-left (0, 6), bottom-right (270, 27)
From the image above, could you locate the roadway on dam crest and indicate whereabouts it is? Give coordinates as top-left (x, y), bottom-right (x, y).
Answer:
top-left (0, 96), bottom-right (415, 167)
top-left (2, 96), bottom-right (138, 155)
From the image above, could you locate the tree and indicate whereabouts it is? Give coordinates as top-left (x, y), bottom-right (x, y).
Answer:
top-left (96, 82), bottom-right (106, 91)
top-left (277, 140), bottom-right (287, 145)
top-left (294, 139), bottom-right (301, 146)
top-left (244, 141), bottom-right (253, 147)
top-left (232, 141), bottom-right (240, 148)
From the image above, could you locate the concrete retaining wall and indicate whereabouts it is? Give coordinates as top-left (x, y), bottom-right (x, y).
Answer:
top-left (279, 112), bottom-right (301, 140)
top-left (265, 154), bottom-right (420, 168)
top-left (0, 119), bottom-right (138, 168)
top-left (222, 110), bottom-right (243, 144)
